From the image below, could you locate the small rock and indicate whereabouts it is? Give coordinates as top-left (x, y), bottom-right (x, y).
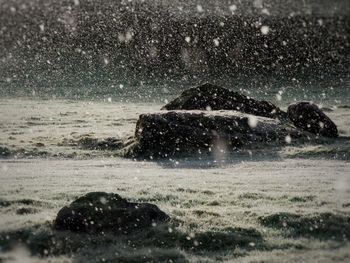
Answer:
top-left (287, 102), bottom-right (338, 138)
top-left (54, 192), bottom-right (169, 232)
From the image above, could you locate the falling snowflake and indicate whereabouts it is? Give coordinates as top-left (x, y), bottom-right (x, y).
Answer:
top-left (213, 38), bottom-right (220, 46)
top-left (260, 26), bottom-right (270, 35)
top-left (196, 5), bottom-right (204, 13)
top-left (229, 5), bottom-right (237, 12)
top-left (285, 135), bottom-right (292, 144)
top-left (248, 116), bottom-right (258, 128)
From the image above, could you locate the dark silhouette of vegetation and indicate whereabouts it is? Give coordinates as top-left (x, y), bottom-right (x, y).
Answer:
top-left (0, 0), bottom-right (349, 97)
top-left (0, 222), bottom-right (265, 262)
top-left (259, 212), bottom-right (350, 241)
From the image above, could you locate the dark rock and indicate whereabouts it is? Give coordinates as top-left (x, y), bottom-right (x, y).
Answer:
top-left (162, 83), bottom-right (287, 120)
top-left (54, 192), bottom-right (169, 233)
top-left (287, 102), bottom-right (338, 138)
top-left (124, 110), bottom-right (309, 158)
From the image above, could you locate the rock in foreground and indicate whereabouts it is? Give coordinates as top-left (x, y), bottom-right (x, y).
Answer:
top-left (54, 192), bottom-right (169, 232)
top-left (287, 102), bottom-right (338, 138)
top-left (124, 110), bottom-right (309, 158)
top-left (162, 83), bottom-right (287, 120)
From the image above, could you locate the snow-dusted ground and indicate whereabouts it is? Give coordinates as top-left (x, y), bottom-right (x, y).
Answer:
top-left (1, 98), bottom-right (350, 160)
top-left (0, 98), bottom-right (350, 262)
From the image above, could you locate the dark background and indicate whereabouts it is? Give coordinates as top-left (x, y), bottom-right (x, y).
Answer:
top-left (0, 0), bottom-right (349, 99)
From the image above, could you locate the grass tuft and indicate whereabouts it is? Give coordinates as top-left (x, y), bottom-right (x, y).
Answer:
top-left (289, 196), bottom-right (315, 202)
top-left (16, 207), bottom-right (39, 215)
top-left (259, 212), bottom-right (350, 240)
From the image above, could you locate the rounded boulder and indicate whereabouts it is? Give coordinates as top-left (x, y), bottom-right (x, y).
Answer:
top-left (287, 102), bottom-right (338, 138)
top-left (54, 192), bottom-right (169, 233)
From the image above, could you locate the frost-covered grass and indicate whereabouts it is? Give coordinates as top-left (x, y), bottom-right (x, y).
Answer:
top-left (0, 98), bottom-right (350, 262)
top-left (1, 98), bottom-right (350, 161)
top-left (0, 157), bottom-right (349, 262)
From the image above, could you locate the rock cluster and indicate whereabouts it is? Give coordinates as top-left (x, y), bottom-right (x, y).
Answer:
top-left (124, 83), bottom-right (338, 158)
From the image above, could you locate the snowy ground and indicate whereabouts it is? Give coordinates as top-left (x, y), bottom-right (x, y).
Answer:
top-left (0, 98), bottom-right (350, 262)
top-left (1, 158), bottom-right (350, 262)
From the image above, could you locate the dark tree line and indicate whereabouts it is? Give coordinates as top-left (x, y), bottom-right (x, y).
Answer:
top-left (0, 0), bottom-right (349, 94)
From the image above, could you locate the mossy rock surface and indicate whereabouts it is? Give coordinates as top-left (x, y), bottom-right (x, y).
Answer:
top-left (54, 192), bottom-right (169, 233)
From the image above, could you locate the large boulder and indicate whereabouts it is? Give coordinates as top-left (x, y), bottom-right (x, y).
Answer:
top-left (124, 110), bottom-right (309, 158)
top-left (54, 192), bottom-right (169, 233)
top-left (162, 83), bottom-right (287, 120)
top-left (287, 102), bottom-right (338, 138)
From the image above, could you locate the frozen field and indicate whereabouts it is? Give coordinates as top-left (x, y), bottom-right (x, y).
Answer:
top-left (0, 98), bottom-right (350, 262)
